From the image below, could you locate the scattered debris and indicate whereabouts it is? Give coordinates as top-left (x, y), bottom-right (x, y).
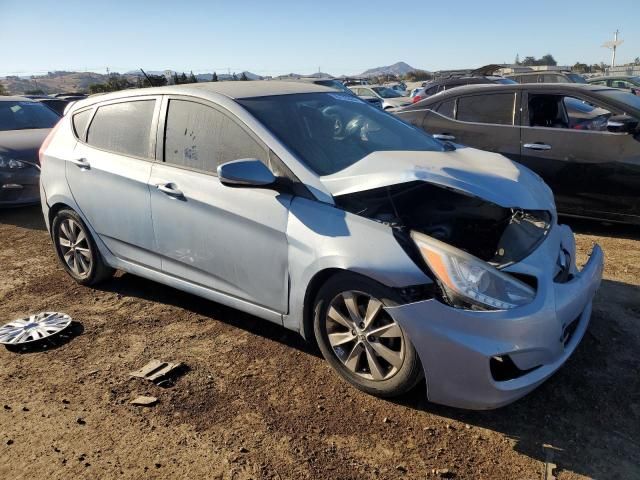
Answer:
top-left (130, 396), bottom-right (158, 407)
top-left (76, 417), bottom-right (86, 425)
top-left (543, 444), bottom-right (559, 480)
top-left (395, 465), bottom-right (407, 473)
top-left (239, 446), bottom-right (249, 453)
top-left (3, 405), bottom-right (10, 410)
top-left (432, 468), bottom-right (455, 478)
top-left (383, 417), bottom-right (390, 423)
top-left (0, 312), bottom-right (72, 345)
top-left (6, 439), bottom-right (14, 446)
top-left (129, 359), bottom-right (186, 386)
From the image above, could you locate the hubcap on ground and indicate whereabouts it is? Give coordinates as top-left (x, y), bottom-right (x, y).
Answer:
top-left (58, 219), bottom-right (92, 277)
top-left (325, 291), bottom-right (405, 381)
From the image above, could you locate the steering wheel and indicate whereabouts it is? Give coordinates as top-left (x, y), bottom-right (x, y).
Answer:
top-left (343, 115), bottom-right (367, 139)
top-left (321, 106), bottom-right (347, 138)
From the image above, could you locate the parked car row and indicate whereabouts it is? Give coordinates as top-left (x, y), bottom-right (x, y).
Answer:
top-left (35, 80), bottom-right (605, 410)
top-left (396, 83), bottom-right (640, 225)
top-left (0, 96), bottom-right (61, 206)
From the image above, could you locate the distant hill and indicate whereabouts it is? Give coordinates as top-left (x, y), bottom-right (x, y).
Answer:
top-left (359, 62), bottom-right (416, 78)
top-left (0, 71), bottom-right (138, 95)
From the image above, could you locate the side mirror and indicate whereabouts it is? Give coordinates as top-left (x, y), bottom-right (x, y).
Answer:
top-left (217, 159), bottom-right (276, 188)
top-left (607, 114), bottom-right (639, 134)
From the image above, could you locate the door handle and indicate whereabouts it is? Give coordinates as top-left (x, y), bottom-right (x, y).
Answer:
top-left (69, 157), bottom-right (90, 169)
top-left (433, 134), bottom-right (456, 141)
top-left (156, 183), bottom-right (184, 198)
top-left (523, 143), bottom-right (552, 151)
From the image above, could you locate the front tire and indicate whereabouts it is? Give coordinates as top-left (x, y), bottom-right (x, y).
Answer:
top-left (313, 272), bottom-right (423, 398)
top-left (51, 209), bottom-right (114, 286)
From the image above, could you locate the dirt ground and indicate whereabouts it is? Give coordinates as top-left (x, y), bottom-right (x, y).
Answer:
top-left (0, 205), bottom-right (639, 480)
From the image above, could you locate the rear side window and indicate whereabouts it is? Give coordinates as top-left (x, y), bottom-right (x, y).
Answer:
top-left (72, 109), bottom-right (92, 139)
top-left (436, 99), bottom-right (456, 118)
top-left (456, 94), bottom-right (514, 125)
top-left (164, 100), bottom-right (267, 174)
top-left (87, 100), bottom-right (156, 158)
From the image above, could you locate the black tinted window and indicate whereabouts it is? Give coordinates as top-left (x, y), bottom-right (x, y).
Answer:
top-left (436, 99), bottom-right (456, 118)
top-left (87, 100), bottom-right (155, 158)
top-left (164, 100), bottom-right (266, 173)
top-left (72, 109), bottom-right (92, 139)
top-left (457, 94), bottom-right (514, 125)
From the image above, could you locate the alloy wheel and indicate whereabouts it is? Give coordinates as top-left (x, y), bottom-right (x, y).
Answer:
top-left (58, 218), bottom-right (92, 277)
top-left (325, 291), bottom-right (405, 381)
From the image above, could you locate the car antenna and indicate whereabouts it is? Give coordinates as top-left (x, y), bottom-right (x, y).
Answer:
top-left (139, 68), bottom-right (156, 87)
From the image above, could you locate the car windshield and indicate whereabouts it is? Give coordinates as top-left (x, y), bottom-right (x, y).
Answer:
top-left (493, 78), bottom-right (517, 85)
top-left (598, 89), bottom-right (640, 112)
top-left (239, 93), bottom-right (443, 176)
top-left (0, 100), bottom-right (61, 131)
top-left (371, 87), bottom-right (403, 98)
top-left (567, 73), bottom-right (587, 84)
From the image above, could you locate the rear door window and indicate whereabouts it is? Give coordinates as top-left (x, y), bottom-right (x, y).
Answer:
top-left (163, 99), bottom-right (267, 174)
top-left (456, 94), bottom-right (514, 125)
top-left (87, 100), bottom-right (156, 158)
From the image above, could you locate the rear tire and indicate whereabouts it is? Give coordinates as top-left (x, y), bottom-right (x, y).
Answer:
top-left (313, 272), bottom-right (423, 398)
top-left (51, 209), bottom-right (114, 286)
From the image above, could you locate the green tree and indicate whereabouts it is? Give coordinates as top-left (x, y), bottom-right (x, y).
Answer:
top-left (172, 72), bottom-right (179, 85)
top-left (540, 54), bottom-right (557, 66)
top-left (635, 57), bottom-right (640, 66)
top-left (24, 89), bottom-right (45, 95)
top-left (404, 69), bottom-right (432, 82)
top-left (572, 62), bottom-right (589, 73)
top-left (211, 71), bottom-right (218, 82)
top-left (232, 72), bottom-right (238, 81)
top-left (88, 74), bottom-right (133, 94)
top-left (180, 72), bottom-right (188, 84)
top-left (240, 72), bottom-right (249, 81)
top-left (0, 83), bottom-right (8, 95)
top-left (188, 71), bottom-right (198, 83)
top-left (514, 54), bottom-right (521, 65)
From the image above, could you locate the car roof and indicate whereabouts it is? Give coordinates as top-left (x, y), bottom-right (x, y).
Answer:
top-left (406, 83), bottom-right (615, 108)
top-left (588, 75), bottom-right (636, 80)
top-left (74, 81), bottom-right (334, 108)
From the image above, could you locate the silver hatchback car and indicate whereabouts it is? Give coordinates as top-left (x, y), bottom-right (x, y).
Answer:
top-left (40, 81), bottom-right (603, 409)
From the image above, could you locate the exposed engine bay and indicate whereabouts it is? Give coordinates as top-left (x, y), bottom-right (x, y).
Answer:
top-left (335, 181), bottom-right (551, 268)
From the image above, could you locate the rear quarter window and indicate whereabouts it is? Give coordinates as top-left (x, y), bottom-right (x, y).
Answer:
top-left (72, 109), bottom-right (93, 140)
top-left (86, 100), bottom-right (156, 158)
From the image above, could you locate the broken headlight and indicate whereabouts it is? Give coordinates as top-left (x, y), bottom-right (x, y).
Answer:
top-left (411, 231), bottom-right (535, 310)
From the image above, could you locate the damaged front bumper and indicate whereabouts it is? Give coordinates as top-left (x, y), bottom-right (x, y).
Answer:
top-left (386, 224), bottom-right (603, 410)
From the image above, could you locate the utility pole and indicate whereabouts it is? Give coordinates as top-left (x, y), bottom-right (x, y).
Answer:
top-left (602, 29), bottom-right (624, 69)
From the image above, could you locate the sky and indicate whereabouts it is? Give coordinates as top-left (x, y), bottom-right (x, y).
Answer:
top-left (1, 0), bottom-right (639, 77)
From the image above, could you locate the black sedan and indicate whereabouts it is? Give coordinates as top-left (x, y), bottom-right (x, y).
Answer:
top-left (0, 97), bottom-right (60, 206)
top-left (396, 83), bottom-right (640, 225)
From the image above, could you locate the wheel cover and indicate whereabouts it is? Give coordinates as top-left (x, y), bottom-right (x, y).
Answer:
top-left (57, 218), bottom-right (92, 278)
top-left (0, 312), bottom-right (72, 345)
top-left (325, 290), bottom-right (405, 381)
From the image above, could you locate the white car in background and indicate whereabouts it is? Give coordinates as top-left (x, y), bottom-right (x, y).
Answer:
top-left (348, 85), bottom-right (411, 110)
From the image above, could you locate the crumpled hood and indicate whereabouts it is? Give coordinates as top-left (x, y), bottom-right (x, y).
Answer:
top-left (320, 148), bottom-right (555, 211)
top-left (0, 128), bottom-right (51, 163)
